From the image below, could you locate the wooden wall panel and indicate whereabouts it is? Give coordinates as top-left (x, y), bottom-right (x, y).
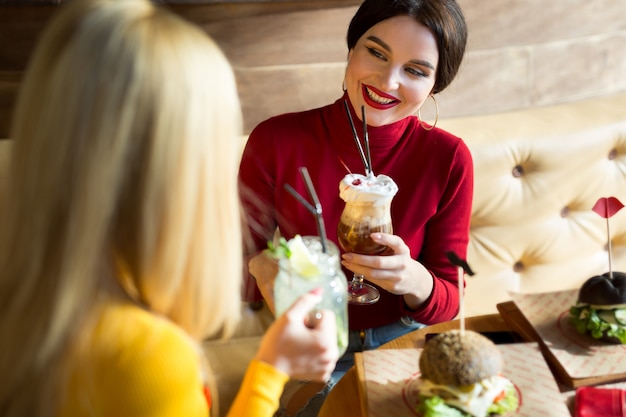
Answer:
top-left (2, 0), bottom-right (626, 137)
top-left (0, 1), bottom-right (361, 138)
top-left (1, 6), bottom-right (58, 137)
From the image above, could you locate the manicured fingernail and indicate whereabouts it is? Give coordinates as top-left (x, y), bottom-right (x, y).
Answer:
top-left (371, 233), bottom-right (382, 241)
top-left (342, 254), bottom-right (352, 261)
top-left (309, 287), bottom-right (323, 296)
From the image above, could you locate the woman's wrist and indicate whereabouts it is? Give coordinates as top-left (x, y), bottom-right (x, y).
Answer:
top-left (402, 265), bottom-right (434, 310)
top-left (402, 293), bottom-right (423, 311)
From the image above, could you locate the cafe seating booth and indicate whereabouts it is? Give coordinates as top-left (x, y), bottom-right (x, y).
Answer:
top-left (2, 0), bottom-right (626, 415)
top-left (202, 4), bottom-right (626, 411)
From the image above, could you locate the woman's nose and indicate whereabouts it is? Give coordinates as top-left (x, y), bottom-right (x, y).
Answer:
top-left (379, 66), bottom-right (401, 91)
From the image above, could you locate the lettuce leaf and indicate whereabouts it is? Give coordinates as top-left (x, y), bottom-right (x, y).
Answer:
top-left (417, 387), bottom-right (518, 417)
top-left (416, 396), bottom-right (469, 417)
top-left (570, 306), bottom-right (626, 344)
top-left (488, 384), bottom-right (519, 415)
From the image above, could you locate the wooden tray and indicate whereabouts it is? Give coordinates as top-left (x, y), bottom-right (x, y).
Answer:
top-left (355, 344), bottom-right (572, 417)
top-left (498, 298), bottom-right (626, 389)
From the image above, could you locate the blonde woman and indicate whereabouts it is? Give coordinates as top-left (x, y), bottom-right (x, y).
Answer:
top-left (0, 1), bottom-right (338, 416)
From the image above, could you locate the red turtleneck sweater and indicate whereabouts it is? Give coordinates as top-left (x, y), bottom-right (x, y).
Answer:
top-left (238, 94), bottom-right (473, 329)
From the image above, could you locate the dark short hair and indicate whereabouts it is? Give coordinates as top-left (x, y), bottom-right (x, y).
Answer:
top-left (347, 0), bottom-right (467, 94)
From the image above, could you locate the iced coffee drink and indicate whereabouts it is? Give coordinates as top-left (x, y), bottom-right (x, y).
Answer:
top-left (336, 172), bottom-right (398, 304)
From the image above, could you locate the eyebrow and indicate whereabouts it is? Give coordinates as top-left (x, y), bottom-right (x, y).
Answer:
top-left (366, 35), bottom-right (436, 70)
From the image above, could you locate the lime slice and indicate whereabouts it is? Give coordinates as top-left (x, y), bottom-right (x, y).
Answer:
top-left (287, 235), bottom-right (321, 278)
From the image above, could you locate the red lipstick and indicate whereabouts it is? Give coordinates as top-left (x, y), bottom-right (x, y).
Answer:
top-left (361, 84), bottom-right (399, 110)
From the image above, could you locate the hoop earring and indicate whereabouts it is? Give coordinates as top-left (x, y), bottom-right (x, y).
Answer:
top-left (417, 95), bottom-right (439, 131)
top-left (342, 79), bottom-right (347, 92)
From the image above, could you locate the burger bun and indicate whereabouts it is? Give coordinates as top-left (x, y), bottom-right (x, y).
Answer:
top-left (419, 329), bottom-right (503, 386)
top-left (578, 271), bottom-right (626, 306)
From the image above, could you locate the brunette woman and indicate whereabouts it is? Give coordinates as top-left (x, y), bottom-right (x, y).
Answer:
top-left (238, 0), bottom-right (471, 415)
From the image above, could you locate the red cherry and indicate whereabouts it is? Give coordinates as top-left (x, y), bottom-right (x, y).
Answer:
top-left (352, 179), bottom-right (362, 186)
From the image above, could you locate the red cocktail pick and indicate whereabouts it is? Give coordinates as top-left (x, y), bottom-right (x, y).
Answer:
top-left (592, 197), bottom-right (624, 218)
top-left (592, 197), bottom-right (624, 279)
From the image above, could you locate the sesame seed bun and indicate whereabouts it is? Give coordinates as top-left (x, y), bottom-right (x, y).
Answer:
top-left (419, 330), bottom-right (503, 386)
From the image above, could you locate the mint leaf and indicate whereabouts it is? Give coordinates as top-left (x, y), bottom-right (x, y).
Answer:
top-left (265, 237), bottom-right (291, 259)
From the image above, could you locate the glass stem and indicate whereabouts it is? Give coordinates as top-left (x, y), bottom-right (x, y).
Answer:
top-left (351, 274), bottom-right (364, 289)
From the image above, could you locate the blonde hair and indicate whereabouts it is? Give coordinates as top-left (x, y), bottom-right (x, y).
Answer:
top-left (0, 0), bottom-right (242, 414)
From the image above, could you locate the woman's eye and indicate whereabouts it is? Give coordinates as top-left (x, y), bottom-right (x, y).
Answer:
top-left (366, 47), bottom-right (386, 60)
top-left (405, 67), bottom-right (426, 77)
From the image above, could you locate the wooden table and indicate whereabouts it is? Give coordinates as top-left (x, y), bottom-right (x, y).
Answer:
top-left (318, 314), bottom-right (512, 417)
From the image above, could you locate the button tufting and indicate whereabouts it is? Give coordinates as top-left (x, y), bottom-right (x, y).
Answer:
top-left (513, 261), bottom-right (524, 272)
top-left (560, 206), bottom-right (570, 217)
top-left (608, 148), bottom-right (617, 160)
top-left (512, 165), bottom-right (524, 177)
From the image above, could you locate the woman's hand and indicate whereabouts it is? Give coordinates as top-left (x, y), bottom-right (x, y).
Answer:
top-left (255, 289), bottom-right (339, 381)
top-left (248, 251), bottom-right (279, 312)
top-left (340, 232), bottom-right (434, 310)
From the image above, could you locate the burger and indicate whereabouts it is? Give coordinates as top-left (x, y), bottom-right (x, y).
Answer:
top-left (569, 271), bottom-right (626, 344)
top-left (414, 330), bottom-right (519, 417)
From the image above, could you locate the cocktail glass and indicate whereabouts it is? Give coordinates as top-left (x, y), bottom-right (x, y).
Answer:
top-left (274, 235), bottom-right (349, 356)
top-left (336, 173), bottom-right (397, 305)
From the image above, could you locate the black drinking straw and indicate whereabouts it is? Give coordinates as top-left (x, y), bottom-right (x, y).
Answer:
top-left (343, 100), bottom-right (370, 174)
top-left (283, 167), bottom-right (328, 253)
top-left (361, 105), bottom-right (372, 176)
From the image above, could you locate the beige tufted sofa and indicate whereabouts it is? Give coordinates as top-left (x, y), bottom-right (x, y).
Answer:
top-left (442, 92), bottom-right (626, 317)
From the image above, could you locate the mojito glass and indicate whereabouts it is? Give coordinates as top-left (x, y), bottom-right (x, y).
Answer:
top-left (274, 235), bottom-right (349, 356)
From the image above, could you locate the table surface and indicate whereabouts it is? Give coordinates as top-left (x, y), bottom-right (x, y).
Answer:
top-left (318, 314), bottom-right (511, 417)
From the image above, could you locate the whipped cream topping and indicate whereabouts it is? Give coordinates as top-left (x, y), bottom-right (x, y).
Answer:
top-left (339, 173), bottom-right (398, 204)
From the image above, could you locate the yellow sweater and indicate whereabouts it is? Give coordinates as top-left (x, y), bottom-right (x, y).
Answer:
top-left (59, 302), bottom-right (288, 417)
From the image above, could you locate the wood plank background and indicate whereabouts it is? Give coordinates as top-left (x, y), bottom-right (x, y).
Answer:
top-left (2, 0), bottom-right (626, 137)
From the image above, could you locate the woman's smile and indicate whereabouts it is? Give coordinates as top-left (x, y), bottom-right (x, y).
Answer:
top-left (362, 84), bottom-right (399, 109)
